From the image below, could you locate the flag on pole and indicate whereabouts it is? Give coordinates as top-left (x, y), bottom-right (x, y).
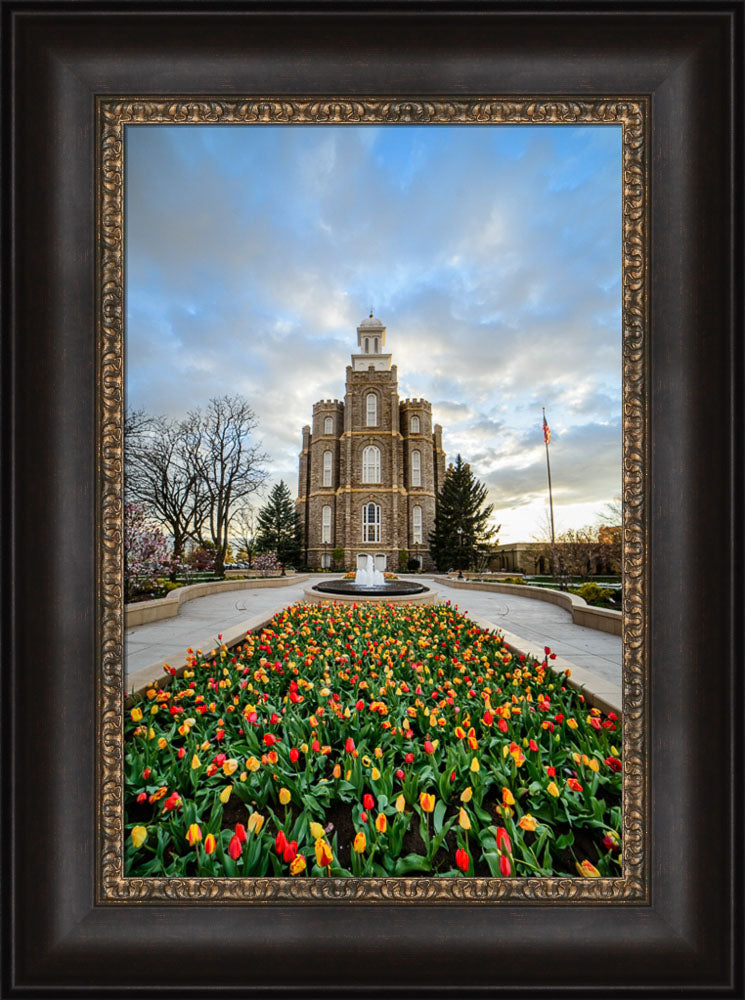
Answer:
top-left (542, 411), bottom-right (551, 445)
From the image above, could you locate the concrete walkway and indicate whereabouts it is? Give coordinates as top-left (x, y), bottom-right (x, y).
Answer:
top-left (125, 574), bottom-right (622, 703)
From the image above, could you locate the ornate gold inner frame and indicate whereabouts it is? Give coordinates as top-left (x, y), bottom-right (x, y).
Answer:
top-left (97, 97), bottom-right (648, 903)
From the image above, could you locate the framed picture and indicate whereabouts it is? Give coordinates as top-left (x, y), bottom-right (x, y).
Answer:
top-left (4, 2), bottom-right (741, 994)
top-left (115, 105), bottom-right (635, 898)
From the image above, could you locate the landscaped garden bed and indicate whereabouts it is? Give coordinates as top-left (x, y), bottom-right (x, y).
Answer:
top-left (125, 602), bottom-right (622, 879)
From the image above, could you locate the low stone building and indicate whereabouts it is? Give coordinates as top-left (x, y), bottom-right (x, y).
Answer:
top-left (297, 314), bottom-right (446, 571)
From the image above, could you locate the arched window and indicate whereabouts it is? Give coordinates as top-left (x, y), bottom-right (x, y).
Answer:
top-left (410, 415), bottom-right (420, 434)
top-left (362, 502), bottom-right (381, 543)
top-left (362, 445), bottom-right (381, 483)
top-left (324, 416), bottom-right (333, 435)
top-left (364, 337), bottom-right (370, 353)
top-left (323, 450), bottom-right (332, 487)
top-left (374, 338), bottom-right (379, 353)
top-left (366, 392), bottom-right (377, 426)
top-left (413, 505), bottom-right (423, 544)
top-left (411, 449), bottom-right (421, 487)
top-left (322, 505), bottom-right (332, 544)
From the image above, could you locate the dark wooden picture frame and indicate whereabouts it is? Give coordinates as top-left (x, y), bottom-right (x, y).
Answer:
top-left (2, 2), bottom-right (742, 994)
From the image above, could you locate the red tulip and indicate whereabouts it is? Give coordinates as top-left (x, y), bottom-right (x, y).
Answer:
top-left (136, 792), bottom-right (147, 803)
top-left (275, 830), bottom-right (288, 855)
top-left (283, 839), bottom-right (298, 863)
top-left (499, 854), bottom-right (512, 877)
top-left (455, 848), bottom-right (469, 873)
top-left (404, 752), bottom-right (414, 764)
top-left (423, 740), bottom-right (435, 754)
top-left (496, 826), bottom-right (512, 854)
top-left (566, 778), bottom-right (583, 793)
top-left (289, 747), bottom-right (299, 763)
top-left (234, 823), bottom-right (247, 843)
top-left (264, 733), bottom-right (279, 746)
top-left (346, 737), bottom-right (356, 753)
top-left (395, 769), bottom-right (404, 781)
top-left (605, 756), bottom-right (622, 772)
top-left (363, 793), bottom-right (375, 810)
top-left (228, 834), bottom-right (242, 860)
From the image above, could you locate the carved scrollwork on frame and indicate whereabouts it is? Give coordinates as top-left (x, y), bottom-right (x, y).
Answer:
top-left (97, 97), bottom-right (648, 904)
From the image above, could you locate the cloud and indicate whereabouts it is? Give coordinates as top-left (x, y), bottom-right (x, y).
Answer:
top-left (125, 122), bottom-right (622, 541)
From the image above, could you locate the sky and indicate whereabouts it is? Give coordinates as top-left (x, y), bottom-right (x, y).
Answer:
top-left (125, 122), bottom-right (622, 544)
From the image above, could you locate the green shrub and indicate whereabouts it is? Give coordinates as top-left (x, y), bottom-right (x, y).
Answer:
top-left (570, 583), bottom-right (616, 607)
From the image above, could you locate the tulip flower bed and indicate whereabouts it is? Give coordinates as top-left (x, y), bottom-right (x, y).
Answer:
top-left (125, 602), bottom-right (622, 879)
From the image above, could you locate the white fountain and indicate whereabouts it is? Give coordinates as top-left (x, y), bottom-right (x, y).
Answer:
top-left (354, 553), bottom-right (386, 587)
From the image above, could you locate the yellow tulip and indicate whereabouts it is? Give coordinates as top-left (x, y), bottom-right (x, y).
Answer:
top-left (566, 718), bottom-right (578, 729)
top-left (222, 759), bottom-right (239, 776)
top-left (130, 707), bottom-right (143, 722)
top-left (419, 792), bottom-right (435, 813)
top-left (518, 814), bottom-right (537, 831)
top-left (191, 754), bottom-right (201, 770)
top-left (309, 821), bottom-right (325, 841)
top-left (130, 825), bottom-right (148, 848)
top-left (460, 786), bottom-right (473, 803)
top-left (219, 785), bottom-right (232, 803)
top-left (458, 807), bottom-right (471, 830)
top-left (185, 823), bottom-right (202, 845)
top-left (279, 787), bottom-right (291, 805)
top-left (470, 758), bottom-right (480, 773)
top-left (247, 812), bottom-right (265, 835)
top-left (289, 854), bottom-right (307, 875)
top-left (395, 793), bottom-right (406, 813)
top-left (547, 781), bottom-right (560, 798)
top-left (375, 813), bottom-right (387, 833)
top-left (157, 737), bottom-right (167, 750)
top-left (245, 756), bottom-right (260, 772)
top-left (314, 839), bottom-right (333, 868)
top-left (371, 767), bottom-right (381, 781)
top-left (502, 787), bottom-right (515, 806)
top-left (353, 831), bottom-right (367, 853)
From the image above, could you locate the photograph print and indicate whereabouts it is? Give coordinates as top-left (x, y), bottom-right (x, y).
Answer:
top-left (107, 102), bottom-right (645, 900)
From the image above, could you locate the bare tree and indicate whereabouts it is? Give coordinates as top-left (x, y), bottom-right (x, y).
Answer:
top-left (125, 409), bottom-right (208, 563)
top-left (231, 503), bottom-right (258, 567)
top-left (188, 395), bottom-right (268, 576)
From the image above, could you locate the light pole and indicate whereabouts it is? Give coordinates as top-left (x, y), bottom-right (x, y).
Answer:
top-left (457, 527), bottom-right (464, 579)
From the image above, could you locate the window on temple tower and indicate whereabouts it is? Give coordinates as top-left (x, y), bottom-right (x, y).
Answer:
top-left (410, 415), bottom-right (420, 434)
top-left (364, 338), bottom-right (370, 353)
top-left (366, 392), bottom-right (377, 426)
top-left (324, 416), bottom-right (333, 435)
top-left (362, 445), bottom-right (381, 483)
top-left (322, 505), bottom-right (332, 543)
top-left (323, 450), bottom-right (332, 487)
top-left (362, 502), bottom-right (381, 542)
top-left (411, 449), bottom-right (421, 487)
top-left (413, 505), bottom-right (423, 544)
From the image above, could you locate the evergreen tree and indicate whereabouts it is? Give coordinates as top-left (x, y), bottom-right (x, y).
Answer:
top-left (255, 480), bottom-right (303, 568)
top-left (429, 455), bottom-right (497, 572)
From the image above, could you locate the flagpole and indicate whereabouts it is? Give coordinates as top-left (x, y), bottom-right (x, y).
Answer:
top-left (542, 407), bottom-right (557, 579)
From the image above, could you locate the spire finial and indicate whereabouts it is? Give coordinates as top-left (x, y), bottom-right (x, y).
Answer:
top-left (369, 304), bottom-right (374, 318)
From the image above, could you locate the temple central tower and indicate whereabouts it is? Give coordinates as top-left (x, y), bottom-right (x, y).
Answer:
top-left (297, 314), bottom-right (445, 572)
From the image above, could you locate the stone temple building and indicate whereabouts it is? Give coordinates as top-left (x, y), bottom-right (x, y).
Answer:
top-left (297, 314), bottom-right (446, 572)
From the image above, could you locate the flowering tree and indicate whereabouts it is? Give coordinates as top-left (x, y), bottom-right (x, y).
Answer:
top-left (252, 551), bottom-right (281, 578)
top-left (124, 502), bottom-right (178, 601)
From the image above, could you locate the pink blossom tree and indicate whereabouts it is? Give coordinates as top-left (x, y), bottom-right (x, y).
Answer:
top-left (124, 502), bottom-right (178, 601)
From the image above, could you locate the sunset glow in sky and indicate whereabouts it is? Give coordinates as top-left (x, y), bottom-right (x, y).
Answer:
top-left (125, 122), bottom-right (622, 543)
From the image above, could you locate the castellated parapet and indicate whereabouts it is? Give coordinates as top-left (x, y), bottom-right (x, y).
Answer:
top-left (296, 316), bottom-right (445, 572)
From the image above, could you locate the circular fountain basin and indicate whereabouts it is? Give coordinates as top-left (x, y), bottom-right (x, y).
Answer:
top-left (305, 579), bottom-right (435, 605)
